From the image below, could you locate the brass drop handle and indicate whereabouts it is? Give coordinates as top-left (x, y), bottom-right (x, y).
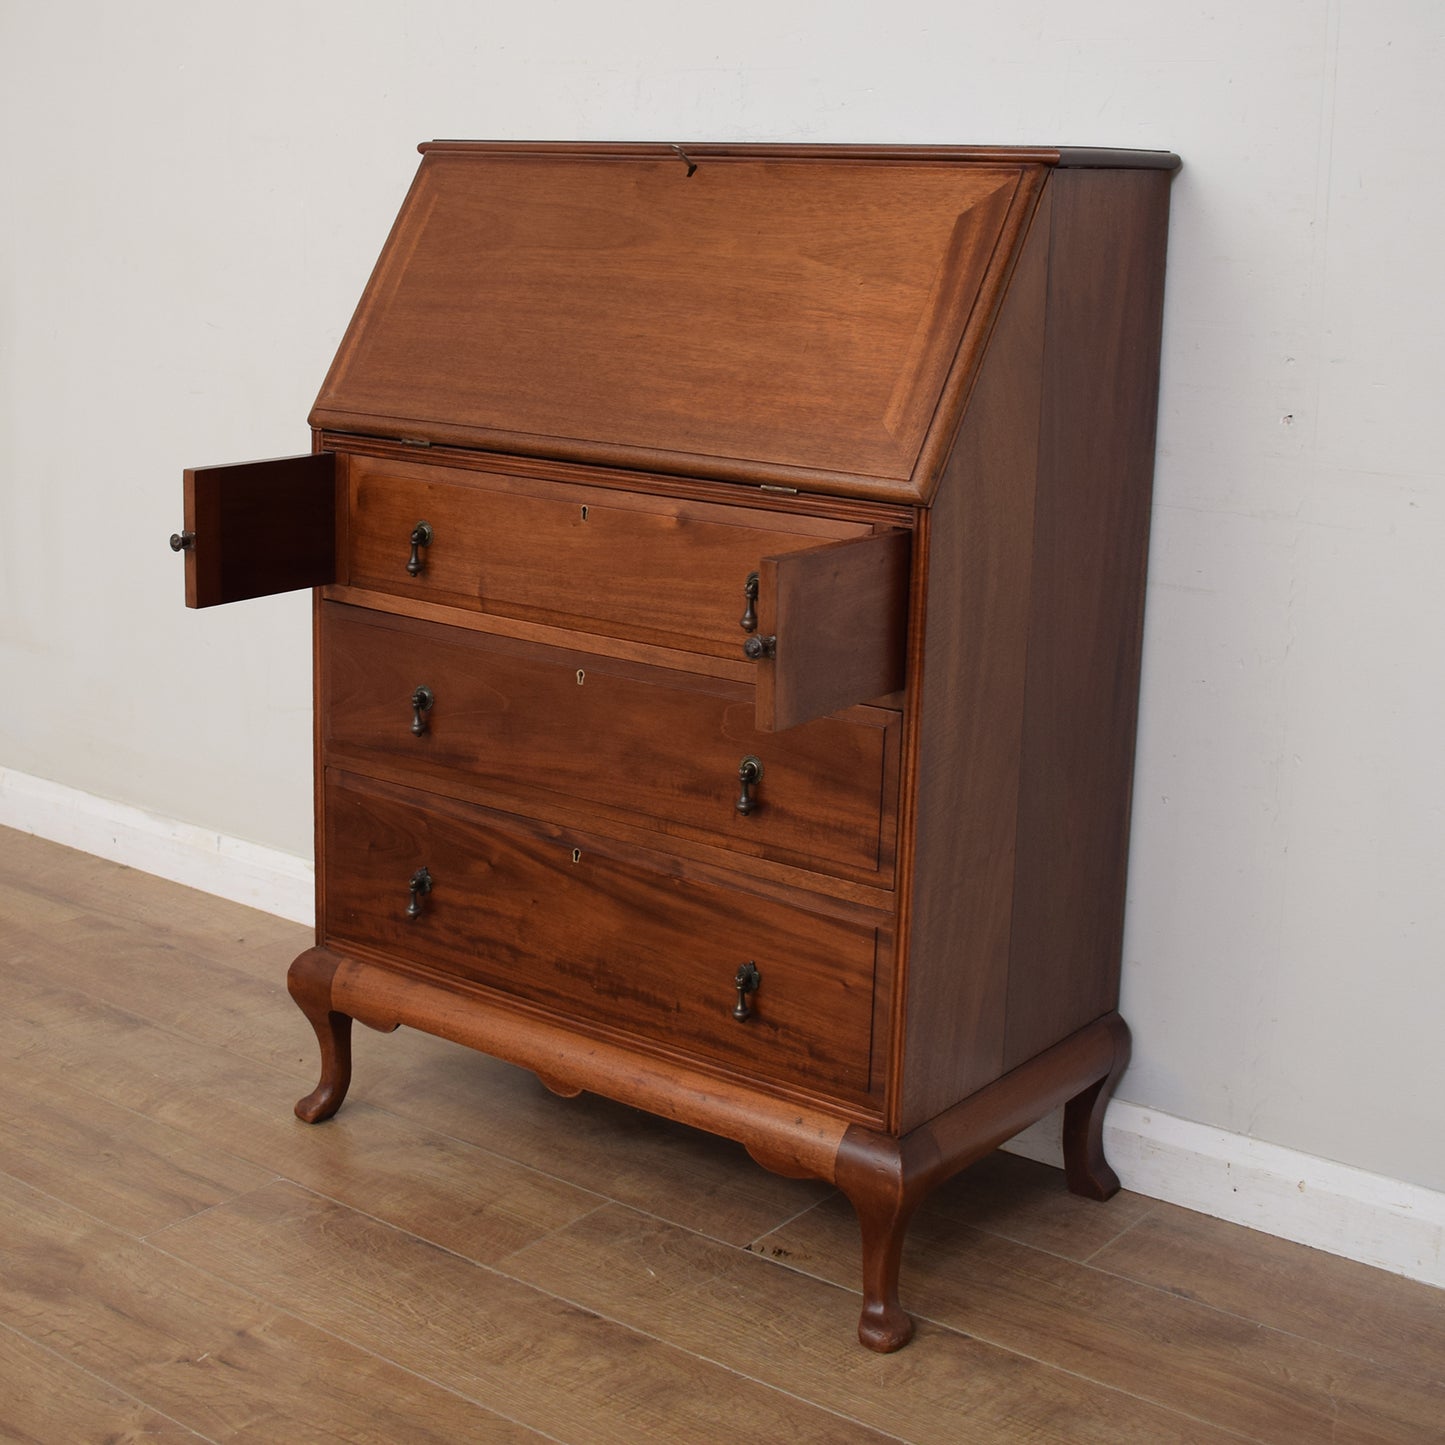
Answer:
top-left (736, 756), bottom-right (763, 815)
top-left (410, 685), bottom-right (434, 736)
top-left (406, 866), bottom-right (433, 920)
top-left (740, 571), bottom-right (759, 633)
top-left (169, 531), bottom-right (195, 552)
top-left (406, 521), bottom-right (434, 576)
top-left (733, 961), bottom-right (761, 1021)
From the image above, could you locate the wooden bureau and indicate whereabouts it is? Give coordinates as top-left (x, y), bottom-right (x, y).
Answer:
top-left (173, 141), bottom-right (1178, 1350)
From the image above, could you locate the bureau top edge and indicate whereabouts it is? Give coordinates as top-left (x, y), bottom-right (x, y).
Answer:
top-left (416, 140), bottom-right (1182, 170)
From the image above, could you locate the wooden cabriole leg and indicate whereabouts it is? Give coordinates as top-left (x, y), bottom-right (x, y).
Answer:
top-left (833, 1132), bottom-right (919, 1352)
top-left (830, 1012), bottom-right (1131, 1352)
top-left (1062, 1012), bottom-right (1132, 1200)
top-left (288, 946), bottom-right (354, 1123)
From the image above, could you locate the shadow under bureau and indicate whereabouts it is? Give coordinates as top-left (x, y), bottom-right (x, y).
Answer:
top-left (172, 141), bottom-right (1178, 1350)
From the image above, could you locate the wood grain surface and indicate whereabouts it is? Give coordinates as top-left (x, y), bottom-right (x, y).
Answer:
top-left (181, 453), bottom-right (336, 607)
top-left (1004, 166), bottom-right (1174, 1067)
top-left (759, 1190), bottom-right (1445, 1444)
top-left (345, 454), bottom-right (872, 657)
top-left (893, 175), bottom-right (1052, 1130)
top-left (756, 529), bottom-right (910, 732)
top-left (2, 827), bottom-right (1440, 1444)
top-left (321, 601), bottom-right (899, 883)
top-left (321, 770), bottom-right (884, 1104)
top-left (313, 149), bottom-right (1028, 492)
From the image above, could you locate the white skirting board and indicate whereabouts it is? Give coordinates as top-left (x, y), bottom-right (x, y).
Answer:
top-left (0, 767), bottom-right (314, 926)
top-left (3, 764), bottom-right (1442, 1292)
top-left (1003, 1108), bottom-right (1445, 1290)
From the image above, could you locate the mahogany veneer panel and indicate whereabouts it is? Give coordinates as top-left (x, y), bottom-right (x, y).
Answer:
top-left (322, 771), bottom-right (885, 1108)
top-left (320, 603), bottom-right (899, 884)
top-left (1004, 168), bottom-right (1173, 1069)
top-left (757, 529), bottom-right (910, 733)
top-left (314, 150), bottom-right (1032, 492)
top-left (896, 180), bottom-right (1052, 1130)
top-left (345, 455), bottom-right (872, 659)
top-left (182, 453), bottom-right (335, 607)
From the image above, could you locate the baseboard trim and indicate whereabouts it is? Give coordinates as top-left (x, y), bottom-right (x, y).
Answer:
top-left (1004, 1102), bottom-right (1445, 1289)
top-left (2, 766), bottom-right (1440, 1289)
top-left (0, 767), bottom-right (313, 926)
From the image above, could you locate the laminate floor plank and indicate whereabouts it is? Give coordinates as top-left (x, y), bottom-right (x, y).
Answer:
top-left (341, 1025), bottom-right (836, 1245)
top-left (911, 1147), bottom-right (1158, 1260)
top-left (6, 911), bottom-right (305, 1066)
top-left (757, 1195), bottom-right (1445, 1444)
top-left (4, 825), bottom-right (1443, 1445)
top-left (501, 1201), bottom-right (1248, 1444)
top-left (0, 975), bottom-right (603, 1268)
top-left (0, 1322), bottom-right (207, 1444)
top-left (1089, 1200), bottom-right (1445, 1382)
top-left (3, 832), bottom-right (834, 1249)
top-left (0, 1054), bottom-right (275, 1235)
top-left (151, 1178), bottom-right (897, 1445)
top-left (0, 829), bottom-right (302, 965)
top-left (0, 1172), bottom-right (549, 1444)
top-left (0, 873), bottom-right (87, 938)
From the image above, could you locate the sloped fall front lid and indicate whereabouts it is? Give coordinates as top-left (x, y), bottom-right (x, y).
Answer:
top-left (311, 143), bottom-right (1049, 501)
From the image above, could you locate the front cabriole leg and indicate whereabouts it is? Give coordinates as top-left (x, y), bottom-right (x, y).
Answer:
top-left (832, 1013), bottom-right (1132, 1351)
top-left (287, 946), bottom-right (353, 1123)
top-left (833, 1130), bottom-right (919, 1352)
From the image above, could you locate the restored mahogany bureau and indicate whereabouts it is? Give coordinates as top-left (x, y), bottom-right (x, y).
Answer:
top-left (172, 141), bottom-right (1178, 1351)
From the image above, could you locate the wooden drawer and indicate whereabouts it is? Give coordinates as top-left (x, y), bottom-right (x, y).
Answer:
top-left (344, 455), bottom-right (868, 656)
top-left (320, 604), bottom-right (899, 885)
top-left (181, 451), bottom-right (910, 732)
top-left (344, 456), bottom-right (910, 730)
top-left (321, 771), bottom-right (884, 1105)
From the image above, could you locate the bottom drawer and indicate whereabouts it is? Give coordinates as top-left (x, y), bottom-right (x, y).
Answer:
top-left (322, 771), bottom-right (884, 1105)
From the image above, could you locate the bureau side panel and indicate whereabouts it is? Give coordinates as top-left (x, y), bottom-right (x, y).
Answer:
top-left (1003, 168), bottom-right (1173, 1068)
top-left (895, 183), bottom-right (1052, 1133)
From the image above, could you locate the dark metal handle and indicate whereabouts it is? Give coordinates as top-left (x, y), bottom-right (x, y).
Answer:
top-left (410, 685), bottom-right (434, 736)
top-left (733, 961), bottom-right (761, 1021)
top-left (743, 634), bottom-right (776, 661)
top-left (407, 521), bottom-right (434, 576)
top-left (736, 756), bottom-right (763, 816)
top-left (169, 531), bottom-right (194, 552)
top-left (406, 866), bottom-right (433, 920)
top-left (740, 571), bottom-right (759, 633)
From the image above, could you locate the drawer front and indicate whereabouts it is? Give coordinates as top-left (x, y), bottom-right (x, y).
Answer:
top-left (322, 772), bottom-right (882, 1104)
top-left (345, 456), bottom-right (873, 658)
top-left (321, 605), bottom-right (898, 883)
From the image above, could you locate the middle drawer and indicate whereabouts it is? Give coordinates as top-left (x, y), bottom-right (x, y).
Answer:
top-left (320, 604), bottom-right (899, 885)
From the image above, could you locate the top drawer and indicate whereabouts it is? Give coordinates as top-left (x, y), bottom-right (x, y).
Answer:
top-left (345, 455), bottom-right (870, 659)
top-left (178, 450), bottom-right (912, 731)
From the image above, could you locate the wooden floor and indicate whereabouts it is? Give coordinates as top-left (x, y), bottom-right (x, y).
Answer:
top-left (2, 826), bottom-right (1443, 1443)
